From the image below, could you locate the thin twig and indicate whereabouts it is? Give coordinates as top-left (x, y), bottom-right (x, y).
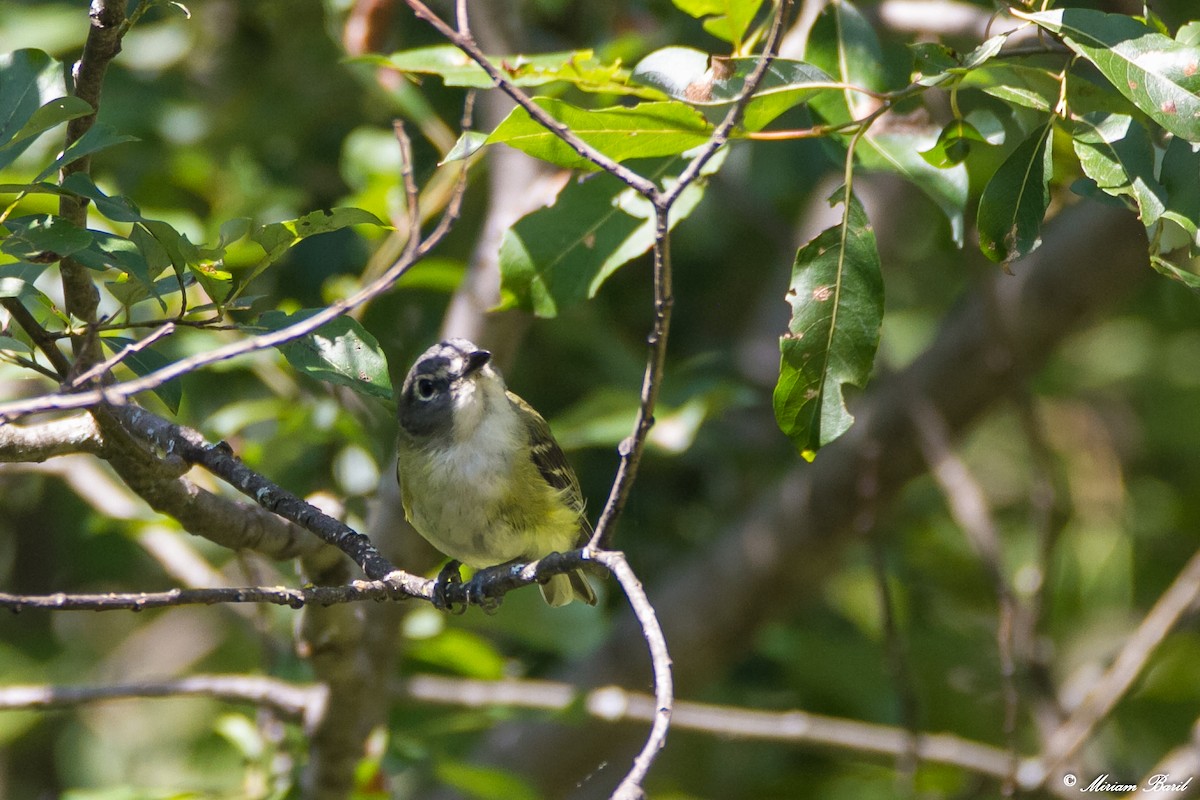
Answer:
top-left (591, 550), bottom-right (674, 800)
top-left (401, 0), bottom-right (660, 199)
top-left (0, 580), bottom-right (425, 612)
top-left (0, 155), bottom-right (464, 425)
top-left (111, 404), bottom-right (417, 586)
top-left (1, 296), bottom-right (72, 377)
top-left (590, 0), bottom-right (793, 551)
top-left (0, 670), bottom-right (1070, 796)
top-left (0, 675), bottom-right (325, 725)
top-left (67, 322), bottom-right (176, 388)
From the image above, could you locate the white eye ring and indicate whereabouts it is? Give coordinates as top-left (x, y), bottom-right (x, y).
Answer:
top-left (415, 378), bottom-right (436, 401)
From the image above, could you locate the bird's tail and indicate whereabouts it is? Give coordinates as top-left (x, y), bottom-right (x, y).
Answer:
top-left (540, 570), bottom-right (597, 607)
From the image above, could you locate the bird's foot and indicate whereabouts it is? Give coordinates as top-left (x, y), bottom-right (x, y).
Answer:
top-left (463, 565), bottom-right (505, 615)
top-left (433, 560), bottom-right (466, 614)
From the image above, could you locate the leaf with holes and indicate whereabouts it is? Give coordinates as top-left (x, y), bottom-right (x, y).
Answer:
top-left (806, 0), bottom-right (967, 244)
top-left (1018, 8), bottom-right (1200, 140)
top-left (977, 124), bottom-right (1053, 264)
top-left (631, 47), bottom-right (834, 131)
top-left (774, 191), bottom-right (882, 460)
top-left (486, 98), bottom-right (712, 170)
top-left (259, 310), bottom-right (392, 400)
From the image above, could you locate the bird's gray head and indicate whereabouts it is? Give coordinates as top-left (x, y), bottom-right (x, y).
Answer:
top-left (398, 339), bottom-right (497, 440)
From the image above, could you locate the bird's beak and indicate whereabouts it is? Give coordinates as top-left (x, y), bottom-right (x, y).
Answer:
top-left (463, 349), bottom-right (491, 377)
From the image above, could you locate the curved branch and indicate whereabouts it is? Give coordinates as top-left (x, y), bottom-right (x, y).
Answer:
top-left (0, 414), bottom-right (103, 461)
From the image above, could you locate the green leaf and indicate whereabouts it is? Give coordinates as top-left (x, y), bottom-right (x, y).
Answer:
top-left (805, 1), bottom-right (967, 244)
top-left (910, 34), bottom-right (1009, 87)
top-left (1, 214), bottom-right (93, 261)
top-left (435, 762), bottom-right (539, 800)
top-left (498, 152), bottom-right (723, 316)
top-left (59, 173), bottom-right (144, 223)
top-left (632, 47), bottom-right (835, 131)
top-left (487, 98), bottom-right (712, 170)
top-left (1150, 255), bottom-right (1200, 290)
top-left (0, 50), bottom-right (68, 146)
top-left (806, 0), bottom-right (885, 125)
top-left (671, 0), bottom-right (764, 48)
top-left (258, 310), bottom-right (392, 400)
top-left (101, 336), bottom-right (182, 413)
top-left (1069, 112), bottom-right (1165, 227)
top-left (858, 131), bottom-right (969, 245)
top-left (0, 335), bottom-right (32, 354)
top-left (1159, 135), bottom-right (1200, 240)
top-left (1018, 9), bottom-right (1200, 140)
top-left (370, 45), bottom-right (646, 96)
top-left (774, 191), bottom-right (883, 460)
top-left (241, 208), bottom-right (388, 289)
top-left (31, 122), bottom-right (138, 183)
top-left (0, 264), bottom-right (66, 330)
top-left (977, 123), bottom-right (1053, 264)
top-left (251, 208), bottom-right (388, 262)
top-left (71, 232), bottom-right (153, 284)
top-left (441, 130), bottom-right (488, 163)
top-left (0, 96), bottom-right (93, 171)
top-left (919, 119), bottom-right (989, 167)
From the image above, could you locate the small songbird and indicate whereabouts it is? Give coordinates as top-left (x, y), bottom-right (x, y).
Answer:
top-left (396, 339), bottom-right (597, 607)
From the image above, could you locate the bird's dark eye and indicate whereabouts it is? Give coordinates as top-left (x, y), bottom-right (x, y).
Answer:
top-left (415, 377), bottom-right (437, 401)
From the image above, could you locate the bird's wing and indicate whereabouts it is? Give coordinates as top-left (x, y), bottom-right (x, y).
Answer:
top-left (507, 390), bottom-right (593, 540)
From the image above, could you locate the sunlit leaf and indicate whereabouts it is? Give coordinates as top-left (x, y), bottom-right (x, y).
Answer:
top-left (774, 191), bottom-right (882, 460)
top-left (0, 96), bottom-right (93, 171)
top-left (977, 124), bottom-right (1053, 264)
top-left (632, 47), bottom-right (834, 131)
top-left (31, 122), bottom-right (138, 182)
top-left (258, 310), bottom-right (392, 400)
top-left (499, 152), bottom-right (724, 316)
top-left (806, 1), bottom-right (967, 244)
top-left (487, 98), bottom-right (712, 170)
top-left (1069, 112), bottom-right (1165, 227)
top-left (369, 45), bottom-right (648, 96)
top-left (240, 208), bottom-right (389, 289)
top-left (672, 0), bottom-right (764, 48)
top-left (910, 34), bottom-right (1008, 87)
top-left (1018, 9), bottom-right (1200, 140)
top-left (1, 214), bottom-right (94, 262)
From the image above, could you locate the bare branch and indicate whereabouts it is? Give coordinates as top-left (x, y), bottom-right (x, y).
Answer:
top-left (0, 675), bottom-right (325, 727)
top-left (400, 0), bottom-right (660, 199)
top-left (1038, 547), bottom-right (1200, 785)
top-left (0, 414), bottom-right (103, 461)
top-left (0, 579), bottom-right (420, 613)
top-left (67, 322), bottom-right (177, 388)
top-left (111, 404), bottom-right (423, 587)
top-left (0, 168), bottom-right (461, 423)
top-left (591, 0), bottom-right (793, 553)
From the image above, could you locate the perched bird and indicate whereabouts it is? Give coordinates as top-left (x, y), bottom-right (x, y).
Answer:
top-left (396, 339), bottom-right (597, 607)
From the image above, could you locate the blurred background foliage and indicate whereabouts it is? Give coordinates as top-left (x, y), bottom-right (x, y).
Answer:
top-left (2, 0), bottom-right (1200, 798)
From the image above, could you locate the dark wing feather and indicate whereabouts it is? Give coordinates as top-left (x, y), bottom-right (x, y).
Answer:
top-left (507, 390), bottom-right (593, 541)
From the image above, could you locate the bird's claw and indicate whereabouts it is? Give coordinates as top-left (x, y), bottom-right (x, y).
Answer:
top-left (434, 560), bottom-right (466, 614)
